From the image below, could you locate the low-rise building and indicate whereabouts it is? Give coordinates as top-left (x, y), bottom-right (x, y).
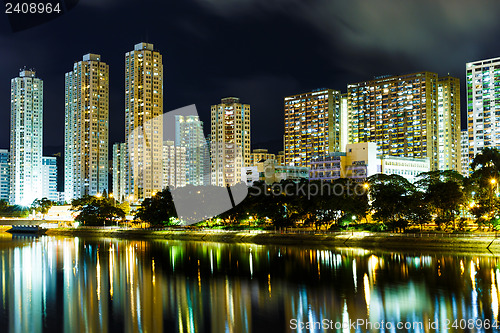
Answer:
top-left (309, 142), bottom-right (430, 183)
top-left (378, 156), bottom-right (430, 183)
top-left (250, 149), bottom-right (276, 165)
top-left (242, 159), bottom-right (309, 185)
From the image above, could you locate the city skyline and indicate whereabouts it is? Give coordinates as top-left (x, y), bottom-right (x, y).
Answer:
top-left (2, 49), bottom-right (498, 202)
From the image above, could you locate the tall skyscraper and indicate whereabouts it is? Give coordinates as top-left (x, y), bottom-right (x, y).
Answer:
top-left (437, 76), bottom-right (461, 172)
top-left (10, 70), bottom-right (43, 206)
top-left (284, 89), bottom-right (341, 167)
top-left (211, 97), bottom-right (251, 186)
top-left (112, 143), bottom-right (127, 202)
top-left (175, 115), bottom-right (205, 186)
top-left (461, 129), bottom-right (470, 177)
top-left (125, 42), bottom-right (163, 201)
top-left (41, 156), bottom-right (58, 202)
top-left (0, 149), bottom-right (9, 202)
top-left (347, 72), bottom-right (450, 170)
top-left (65, 54), bottom-right (109, 201)
top-left (466, 57), bottom-right (500, 160)
top-left (163, 141), bottom-right (186, 189)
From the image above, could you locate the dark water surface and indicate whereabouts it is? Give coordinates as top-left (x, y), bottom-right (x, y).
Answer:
top-left (0, 233), bottom-right (499, 332)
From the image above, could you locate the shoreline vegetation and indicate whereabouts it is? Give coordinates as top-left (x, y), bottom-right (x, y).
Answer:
top-left (2, 227), bottom-right (495, 254)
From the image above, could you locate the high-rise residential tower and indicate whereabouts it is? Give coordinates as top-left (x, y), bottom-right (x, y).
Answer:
top-left (125, 42), bottom-right (163, 201)
top-left (163, 141), bottom-right (186, 189)
top-left (65, 54), bottom-right (109, 201)
top-left (175, 115), bottom-right (205, 186)
top-left (211, 97), bottom-right (251, 186)
top-left (284, 89), bottom-right (341, 167)
top-left (10, 70), bottom-right (43, 206)
top-left (461, 129), bottom-right (470, 177)
top-left (41, 156), bottom-right (58, 202)
top-left (112, 143), bottom-right (127, 202)
top-left (437, 76), bottom-right (461, 172)
top-left (466, 57), bottom-right (500, 160)
top-left (347, 72), bottom-right (454, 171)
top-left (0, 149), bottom-right (9, 202)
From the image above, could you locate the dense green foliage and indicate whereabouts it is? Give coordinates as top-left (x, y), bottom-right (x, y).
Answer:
top-left (0, 200), bottom-right (30, 218)
top-left (31, 198), bottom-right (53, 218)
top-left (71, 195), bottom-right (125, 226)
top-left (134, 188), bottom-right (177, 226)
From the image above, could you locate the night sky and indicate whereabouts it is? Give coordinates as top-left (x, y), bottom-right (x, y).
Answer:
top-left (2, 0), bottom-right (500, 155)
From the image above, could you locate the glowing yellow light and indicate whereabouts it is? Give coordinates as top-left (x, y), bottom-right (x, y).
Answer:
top-left (364, 273), bottom-right (370, 314)
top-left (491, 178), bottom-right (497, 185)
top-left (492, 269), bottom-right (498, 321)
top-left (471, 260), bottom-right (476, 291)
top-left (363, 183), bottom-right (369, 189)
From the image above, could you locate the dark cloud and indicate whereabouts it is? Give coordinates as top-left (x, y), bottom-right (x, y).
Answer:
top-left (1, 0), bottom-right (500, 152)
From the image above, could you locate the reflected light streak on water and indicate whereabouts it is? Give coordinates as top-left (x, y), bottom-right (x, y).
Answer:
top-left (0, 236), bottom-right (499, 332)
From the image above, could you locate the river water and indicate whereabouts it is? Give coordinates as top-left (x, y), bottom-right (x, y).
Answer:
top-left (0, 234), bottom-right (499, 332)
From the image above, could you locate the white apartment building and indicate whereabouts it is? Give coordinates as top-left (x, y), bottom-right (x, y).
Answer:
top-left (10, 70), bottom-right (43, 206)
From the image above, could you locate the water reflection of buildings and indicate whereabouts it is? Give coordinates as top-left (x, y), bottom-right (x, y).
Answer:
top-left (0, 238), bottom-right (500, 332)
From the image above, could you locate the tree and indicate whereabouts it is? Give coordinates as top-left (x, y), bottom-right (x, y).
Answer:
top-left (406, 192), bottom-right (432, 230)
top-left (31, 197), bottom-right (53, 219)
top-left (118, 201), bottom-right (131, 215)
top-left (425, 181), bottom-right (464, 230)
top-left (368, 174), bottom-right (415, 232)
top-left (71, 195), bottom-right (125, 226)
top-left (134, 188), bottom-right (177, 226)
top-left (469, 148), bottom-right (500, 229)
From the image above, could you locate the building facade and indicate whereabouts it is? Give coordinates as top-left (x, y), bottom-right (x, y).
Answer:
top-left (163, 141), bottom-right (186, 189)
top-left (10, 70), bottom-right (43, 206)
top-left (242, 159), bottom-right (309, 185)
top-left (466, 57), bottom-right (500, 160)
top-left (211, 97), bottom-right (251, 186)
top-left (284, 89), bottom-right (341, 167)
top-left (112, 143), bottom-right (127, 202)
top-left (175, 115), bottom-right (206, 186)
top-left (250, 149), bottom-right (276, 165)
top-left (461, 129), bottom-right (470, 177)
top-left (309, 143), bottom-right (429, 183)
top-left (42, 156), bottom-right (58, 202)
top-left (309, 152), bottom-right (345, 181)
top-left (347, 72), bottom-right (442, 170)
top-left (378, 156), bottom-right (430, 184)
top-left (0, 149), bottom-right (9, 202)
top-left (437, 76), bottom-right (461, 172)
top-left (125, 42), bottom-right (164, 201)
top-left (65, 54), bottom-right (109, 201)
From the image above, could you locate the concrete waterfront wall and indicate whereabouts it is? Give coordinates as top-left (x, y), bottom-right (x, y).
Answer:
top-left (42, 228), bottom-right (500, 254)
